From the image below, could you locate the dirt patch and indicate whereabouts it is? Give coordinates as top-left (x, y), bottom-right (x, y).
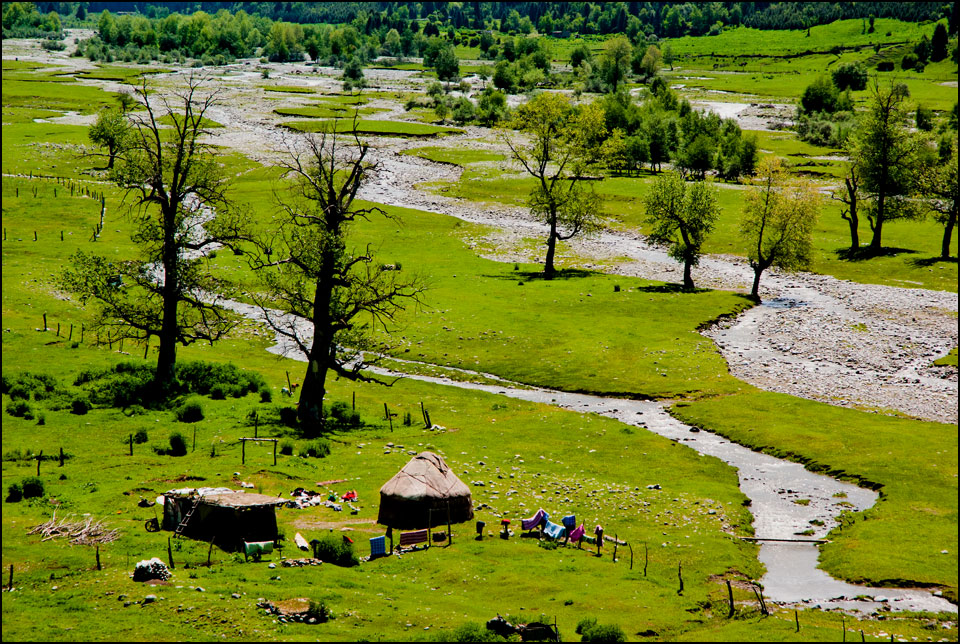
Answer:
top-left (292, 517), bottom-right (376, 531)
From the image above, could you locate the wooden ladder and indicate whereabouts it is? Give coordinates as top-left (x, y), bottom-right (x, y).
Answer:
top-left (173, 495), bottom-right (202, 538)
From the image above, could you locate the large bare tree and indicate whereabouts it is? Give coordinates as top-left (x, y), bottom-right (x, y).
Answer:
top-left (62, 73), bottom-right (244, 389)
top-left (248, 130), bottom-right (425, 434)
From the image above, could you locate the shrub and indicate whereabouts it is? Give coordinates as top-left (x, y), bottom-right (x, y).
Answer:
top-left (298, 439), bottom-right (331, 459)
top-left (277, 405), bottom-right (299, 428)
top-left (6, 483), bottom-right (23, 503)
top-left (21, 477), bottom-right (45, 499)
top-left (6, 400), bottom-right (34, 420)
top-left (447, 622), bottom-right (509, 642)
top-left (327, 401), bottom-right (361, 429)
top-left (577, 618), bottom-right (625, 643)
top-left (306, 600), bottom-right (331, 623)
top-left (312, 534), bottom-right (358, 567)
top-left (133, 429), bottom-right (149, 444)
top-left (279, 440), bottom-right (294, 456)
top-left (209, 383), bottom-right (229, 400)
top-left (877, 61), bottom-right (895, 72)
top-left (70, 393), bottom-right (91, 415)
top-left (36, 414), bottom-right (45, 426)
top-left (831, 62), bottom-right (867, 91)
top-left (260, 389), bottom-right (272, 403)
top-left (168, 432), bottom-right (188, 456)
top-left (901, 53), bottom-right (918, 70)
top-left (175, 398), bottom-right (204, 423)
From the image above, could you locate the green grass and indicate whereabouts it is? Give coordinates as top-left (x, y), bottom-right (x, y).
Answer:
top-left (430, 166), bottom-right (958, 292)
top-left (670, 19), bottom-right (942, 58)
top-left (271, 105), bottom-right (385, 119)
top-left (933, 347), bottom-right (958, 367)
top-left (671, 391), bottom-right (958, 602)
top-left (400, 146), bottom-right (506, 165)
top-left (281, 119), bottom-right (465, 138)
top-left (2, 77), bottom-right (127, 116)
top-left (73, 65), bottom-right (171, 84)
top-left (262, 85), bottom-right (316, 94)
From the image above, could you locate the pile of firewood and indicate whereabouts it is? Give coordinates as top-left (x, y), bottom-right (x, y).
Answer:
top-left (27, 512), bottom-right (120, 545)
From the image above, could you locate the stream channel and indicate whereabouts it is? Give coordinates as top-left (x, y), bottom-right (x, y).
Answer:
top-left (222, 299), bottom-right (956, 615)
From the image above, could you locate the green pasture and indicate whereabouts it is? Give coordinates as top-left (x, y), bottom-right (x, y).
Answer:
top-left (272, 105), bottom-right (386, 119)
top-left (670, 19), bottom-right (943, 59)
top-left (73, 65), bottom-right (172, 84)
top-left (400, 146), bottom-right (506, 165)
top-left (262, 85), bottom-right (316, 94)
top-left (282, 119), bottom-right (464, 137)
top-left (2, 30), bottom-right (958, 641)
top-left (934, 347), bottom-right (959, 367)
top-left (426, 160), bottom-right (958, 292)
top-left (671, 392), bottom-right (959, 602)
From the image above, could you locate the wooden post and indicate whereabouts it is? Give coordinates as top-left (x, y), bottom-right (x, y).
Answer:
top-left (643, 542), bottom-right (648, 577)
top-left (143, 341), bottom-right (149, 359)
top-left (384, 402), bottom-right (389, 420)
top-left (167, 537), bottom-right (175, 569)
top-left (7, 564), bottom-right (12, 591)
top-left (753, 584), bottom-right (768, 616)
top-left (208, 537), bottom-right (215, 566)
top-left (242, 439), bottom-right (245, 465)
top-left (677, 561), bottom-right (683, 595)
top-left (726, 580), bottom-right (735, 618)
top-left (427, 508), bottom-right (432, 550)
top-left (794, 610), bottom-right (799, 633)
top-left (43, 313), bottom-right (47, 331)
top-left (34, 231), bottom-right (37, 241)
top-left (860, 630), bottom-right (865, 642)
top-left (68, 324), bottom-right (73, 341)
top-left (36, 450), bottom-right (42, 476)
top-left (628, 541), bottom-right (634, 570)
top-left (842, 615), bottom-right (846, 642)
top-left (446, 501), bottom-right (452, 545)
top-left (285, 371), bottom-right (292, 391)
top-left (254, 412), bottom-right (258, 438)
top-left (61, 230), bottom-right (64, 242)
top-left (80, 324), bottom-right (84, 343)
top-left (59, 447), bottom-right (64, 467)
top-left (420, 401), bottom-right (428, 427)
top-left (613, 534), bottom-right (618, 562)
top-left (273, 440), bottom-right (277, 466)
top-left (352, 391), bottom-right (355, 411)
top-left (57, 323), bottom-right (60, 337)
top-left (192, 427), bottom-right (197, 453)
top-left (96, 545), bottom-right (101, 571)
top-left (129, 434), bottom-right (133, 456)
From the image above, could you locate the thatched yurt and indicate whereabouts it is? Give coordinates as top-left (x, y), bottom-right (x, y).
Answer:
top-left (378, 452), bottom-right (473, 529)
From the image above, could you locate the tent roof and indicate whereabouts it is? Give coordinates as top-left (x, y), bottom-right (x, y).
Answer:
top-left (164, 487), bottom-right (284, 509)
top-left (379, 452), bottom-right (471, 501)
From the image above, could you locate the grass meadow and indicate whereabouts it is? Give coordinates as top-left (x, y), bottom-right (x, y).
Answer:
top-left (2, 30), bottom-right (958, 642)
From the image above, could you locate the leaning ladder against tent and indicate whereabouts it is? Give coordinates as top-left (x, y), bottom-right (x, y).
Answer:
top-left (173, 495), bottom-right (203, 538)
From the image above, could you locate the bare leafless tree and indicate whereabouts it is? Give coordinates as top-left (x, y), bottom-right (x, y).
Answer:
top-left (247, 128), bottom-right (425, 433)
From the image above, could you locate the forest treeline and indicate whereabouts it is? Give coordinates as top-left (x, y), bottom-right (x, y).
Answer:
top-left (6, 2), bottom-right (957, 41)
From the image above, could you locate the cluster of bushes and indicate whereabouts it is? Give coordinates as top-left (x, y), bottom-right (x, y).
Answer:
top-left (576, 617), bottom-right (626, 642)
top-left (796, 74), bottom-right (859, 147)
top-left (71, 360), bottom-right (267, 410)
top-left (409, 82), bottom-right (509, 127)
top-left (597, 81), bottom-right (758, 181)
top-left (277, 399), bottom-right (363, 433)
top-left (1, 2), bottom-right (62, 39)
top-left (311, 533), bottom-right (358, 567)
top-left (6, 477), bottom-right (45, 503)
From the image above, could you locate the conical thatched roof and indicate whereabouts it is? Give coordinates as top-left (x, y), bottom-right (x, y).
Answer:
top-left (377, 452), bottom-right (473, 529)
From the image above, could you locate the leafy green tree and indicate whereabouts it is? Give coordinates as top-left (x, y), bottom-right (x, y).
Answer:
top-left (433, 43), bottom-right (460, 85)
top-left (570, 42), bottom-right (592, 68)
top-left (800, 76), bottom-right (838, 114)
top-left (88, 108), bottom-right (130, 169)
top-left (644, 173), bottom-right (719, 289)
top-left (638, 44), bottom-right (662, 77)
top-left (62, 75), bottom-right (244, 390)
top-left (831, 62), bottom-right (868, 91)
top-left (247, 130), bottom-right (424, 433)
top-left (921, 140), bottom-right (958, 259)
top-left (931, 22), bottom-right (949, 62)
top-left (601, 35), bottom-right (632, 91)
top-left (501, 93), bottom-right (607, 276)
top-left (740, 158), bottom-right (821, 298)
top-left (915, 104), bottom-right (934, 131)
top-left (854, 83), bottom-right (930, 252)
top-left (662, 42), bottom-right (675, 70)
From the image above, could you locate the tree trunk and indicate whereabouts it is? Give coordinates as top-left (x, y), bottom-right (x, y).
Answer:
top-left (842, 177), bottom-right (859, 250)
top-left (751, 266), bottom-right (763, 299)
top-left (543, 212), bottom-right (558, 276)
top-left (942, 208), bottom-right (957, 259)
top-left (682, 258), bottom-right (694, 289)
top-left (155, 212), bottom-right (179, 390)
top-left (869, 194), bottom-right (885, 253)
top-left (298, 245), bottom-right (339, 434)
